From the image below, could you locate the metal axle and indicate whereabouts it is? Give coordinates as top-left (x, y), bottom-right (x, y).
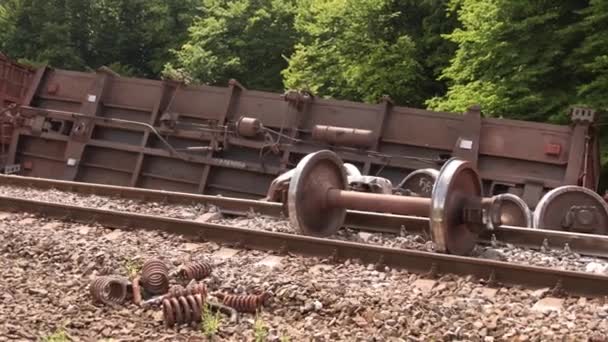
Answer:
top-left (326, 189), bottom-right (430, 217)
top-left (286, 149), bottom-right (499, 255)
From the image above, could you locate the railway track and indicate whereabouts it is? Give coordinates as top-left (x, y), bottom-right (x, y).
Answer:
top-left (2, 174), bottom-right (608, 259)
top-left (1, 179), bottom-right (608, 298)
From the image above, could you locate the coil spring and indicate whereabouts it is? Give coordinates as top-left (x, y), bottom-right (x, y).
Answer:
top-left (90, 276), bottom-right (129, 306)
top-left (168, 282), bottom-right (208, 299)
top-left (141, 258), bottom-right (170, 295)
top-left (176, 261), bottom-right (212, 281)
top-left (215, 292), bottom-right (271, 313)
top-left (162, 294), bottom-right (205, 327)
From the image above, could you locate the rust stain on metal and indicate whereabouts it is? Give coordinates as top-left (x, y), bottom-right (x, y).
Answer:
top-left (215, 292), bottom-right (271, 313)
top-left (312, 125), bottom-right (375, 147)
top-left (90, 275), bottom-right (130, 306)
top-left (168, 283), bottom-right (208, 298)
top-left (175, 261), bottom-right (213, 281)
top-left (140, 258), bottom-right (170, 295)
top-left (0, 53), bottom-right (599, 207)
top-left (162, 293), bottom-right (205, 327)
top-left (132, 275), bottom-right (142, 306)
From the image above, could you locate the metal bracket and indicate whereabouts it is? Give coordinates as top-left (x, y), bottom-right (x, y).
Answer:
top-left (570, 107), bottom-right (596, 124)
top-left (70, 119), bottom-right (91, 141)
top-left (3, 164), bottom-right (20, 174)
top-left (30, 116), bottom-right (45, 136)
top-left (159, 112), bottom-right (178, 131)
top-left (522, 182), bottom-right (545, 210)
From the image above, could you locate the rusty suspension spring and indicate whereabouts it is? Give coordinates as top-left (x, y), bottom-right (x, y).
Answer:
top-left (141, 258), bottom-right (170, 295)
top-left (215, 292), bottom-right (271, 313)
top-left (162, 293), bottom-right (205, 327)
top-left (168, 282), bottom-right (208, 299)
top-left (176, 261), bottom-right (213, 281)
top-left (90, 276), bottom-right (130, 306)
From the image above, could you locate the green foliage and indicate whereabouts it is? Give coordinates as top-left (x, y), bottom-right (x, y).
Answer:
top-left (2, 0), bottom-right (608, 185)
top-left (426, 0), bottom-right (588, 122)
top-left (1, 0), bottom-right (198, 77)
top-left (282, 0), bottom-right (457, 106)
top-left (569, 0), bottom-right (608, 111)
top-left (42, 329), bottom-right (69, 342)
top-left (123, 258), bottom-right (141, 279)
top-left (253, 315), bottom-right (268, 342)
top-left (283, 0), bottom-right (423, 105)
top-left (2, 0), bottom-right (87, 69)
top-left (200, 303), bottom-right (221, 337)
top-left (170, 0), bottom-right (298, 92)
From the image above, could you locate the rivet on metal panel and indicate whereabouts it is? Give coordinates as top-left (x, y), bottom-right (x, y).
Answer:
top-left (545, 143), bottom-right (561, 156)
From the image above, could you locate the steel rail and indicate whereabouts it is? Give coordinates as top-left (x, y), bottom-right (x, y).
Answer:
top-left (1, 174), bottom-right (608, 258)
top-left (0, 195), bottom-right (607, 298)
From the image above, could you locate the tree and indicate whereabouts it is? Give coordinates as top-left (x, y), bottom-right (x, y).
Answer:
top-left (282, 0), bottom-right (424, 105)
top-left (166, 0), bottom-right (298, 92)
top-left (0, 0), bottom-right (198, 77)
top-left (1, 0), bottom-right (88, 69)
top-left (567, 0), bottom-right (608, 188)
top-left (426, 0), bottom-right (588, 122)
top-left (569, 0), bottom-right (608, 111)
top-left (383, 0), bottom-right (459, 102)
top-left (89, 0), bottom-right (199, 77)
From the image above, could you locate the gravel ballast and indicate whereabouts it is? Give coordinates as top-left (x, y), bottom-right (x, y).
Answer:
top-left (2, 212), bottom-right (608, 341)
top-left (0, 184), bottom-right (607, 275)
top-left (1, 184), bottom-right (608, 340)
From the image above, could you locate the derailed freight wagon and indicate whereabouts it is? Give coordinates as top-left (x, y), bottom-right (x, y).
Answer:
top-left (0, 53), bottom-right (604, 231)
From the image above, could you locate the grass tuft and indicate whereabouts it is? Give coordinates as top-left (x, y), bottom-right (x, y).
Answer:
top-left (200, 303), bottom-right (222, 337)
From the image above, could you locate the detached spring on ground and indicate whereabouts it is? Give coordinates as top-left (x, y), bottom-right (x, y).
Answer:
top-left (168, 282), bottom-right (208, 298)
top-left (141, 258), bottom-right (170, 295)
top-left (215, 292), bottom-right (271, 313)
top-left (162, 293), bottom-right (205, 327)
top-left (176, 261), bottom-right (212, 281)
top-left (90, 276), bottom-right (129, 306)
top-left (142, 282), bottom-right (208, 308)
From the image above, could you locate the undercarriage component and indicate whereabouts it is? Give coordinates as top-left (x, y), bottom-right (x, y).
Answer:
top-left (263, 169), bottom-right (296, 202)
top-left (264, 162), bottom-right (386, 201)
top-left (491, 193), bottom-right (532, 228)
top-left (312, 125), bottom-right (374, 148)
top-left (286, 149), bottom-right (499, 255)
top-left (348, 175), bottom-right (393, 194)
top-left (0, 54), bottom-right (600, 209)
top-left (236, 117), bottom-right (262, 137)
top-left (343, 163), bottom-right (361, 177)
top-left (533, 185), bottom-right (608, 235)
top-left (397, 168), bottom-right (439, 197)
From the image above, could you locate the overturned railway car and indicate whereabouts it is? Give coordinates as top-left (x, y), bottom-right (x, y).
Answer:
top-left (0, 54), bottom-right (602, 218)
